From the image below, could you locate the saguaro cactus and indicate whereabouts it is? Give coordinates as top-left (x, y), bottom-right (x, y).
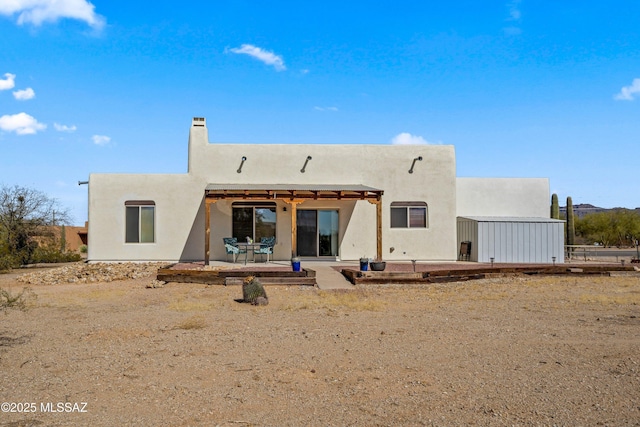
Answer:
top-left (566, 196), bottom-right (575, 257)
top-left (550, 194), bottom-right (559, 219)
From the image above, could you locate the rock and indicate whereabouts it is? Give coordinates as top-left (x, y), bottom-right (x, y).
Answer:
top-left (253, 296), bottom-right (269, 306)
top-left (146, 280), bottom-right (166, 289)
top-left (16, 262), bottom-right (166, 286)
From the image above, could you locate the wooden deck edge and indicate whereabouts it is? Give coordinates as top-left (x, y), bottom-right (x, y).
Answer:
top-left (219, 269), bottom-right (313, 278)
top-left (340, 264), bottom-right (637, 285)
top-left (156, 273), bottom-right (225, 285)
top-left (157, 267), bottom-right (317, 286)
top-left (342, 269), bottom-right (487, 285)
top-left (349, 274), bottom-right (486, 285)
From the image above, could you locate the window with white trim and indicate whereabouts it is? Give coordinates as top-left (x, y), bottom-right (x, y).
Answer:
top-left (125, 201), bottom-right (155, 243)
top-left (390, 202), bottom-right (428, 228)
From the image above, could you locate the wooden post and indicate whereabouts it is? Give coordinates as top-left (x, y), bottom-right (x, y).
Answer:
top-left (369, 196), bottom-right (382, 261)
top-left (285, 199), bottom-right (304, 257)
top-left (368, 197), bottom-right (383, 260)
top-left (204, 200), bottom-right (211, 265)
top-left (376, 199), bottom-right (382, 260)
top-left (204, 199), bottom-right (214, 265)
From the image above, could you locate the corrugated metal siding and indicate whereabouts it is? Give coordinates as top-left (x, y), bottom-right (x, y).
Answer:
top-left (457, 218), bottom-right (478, 261)
top-left (457, 217), bottom-right (564, 264)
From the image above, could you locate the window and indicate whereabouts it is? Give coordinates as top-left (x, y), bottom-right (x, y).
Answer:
top-left (125, 201), bottom-right (155, 243)
top-left (232, 202), bottom-right (276, 242)
top-left (390, 202), bottom-right (428, 228)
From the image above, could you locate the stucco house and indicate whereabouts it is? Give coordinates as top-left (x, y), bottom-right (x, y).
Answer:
top-left (87, 117), bottom-right (562, 264)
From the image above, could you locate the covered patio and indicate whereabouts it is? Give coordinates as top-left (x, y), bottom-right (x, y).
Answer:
top-left (203, 184), bottom-right (384, 265)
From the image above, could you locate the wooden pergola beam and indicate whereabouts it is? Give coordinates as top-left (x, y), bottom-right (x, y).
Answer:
top-left (205, 193), bottom-right (379, 201)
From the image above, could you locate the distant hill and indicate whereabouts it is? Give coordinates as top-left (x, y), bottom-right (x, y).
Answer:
top-left (559, 203), bottom-right (640, 218)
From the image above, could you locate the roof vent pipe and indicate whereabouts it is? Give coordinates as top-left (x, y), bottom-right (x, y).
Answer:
top-left (237, 156), bottom-right (247, 173)
top-left (300, 156), bottom-right (312, 173)
top-left (408, 156), bottom-right (423, 174)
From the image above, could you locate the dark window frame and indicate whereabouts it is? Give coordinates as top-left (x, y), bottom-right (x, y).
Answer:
top-left (232, 202), bottom-right (277, 242)
top-left (390, 201), bottom-right (428, 229)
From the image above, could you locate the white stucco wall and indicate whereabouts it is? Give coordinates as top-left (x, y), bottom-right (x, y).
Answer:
top-left (456, 177), bottom-right (550, 218)
top-left (88, 118), bottom-right (459, 262)
top-left (88, 174), bottom-right (206, 262)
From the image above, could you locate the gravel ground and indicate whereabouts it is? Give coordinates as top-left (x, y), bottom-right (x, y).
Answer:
top-left (1, 264), bottom-right (639, 426)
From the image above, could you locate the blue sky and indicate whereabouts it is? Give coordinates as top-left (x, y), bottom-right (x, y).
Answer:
top-left (1, 1), bottom-right (640, 224)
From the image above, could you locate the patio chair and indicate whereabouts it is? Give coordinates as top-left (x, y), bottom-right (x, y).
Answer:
top-left (223, 237), bottom-right (246, 263)
top-left (458, 241), bottom-right (471, 261)
top-left (254, 236), bottom-right (275, 263)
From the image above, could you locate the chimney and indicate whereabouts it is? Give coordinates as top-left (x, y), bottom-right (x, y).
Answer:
top-left (188, 117), bottom-right (209, 173)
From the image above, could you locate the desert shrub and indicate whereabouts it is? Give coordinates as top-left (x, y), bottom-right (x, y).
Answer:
top-left (79, 245), bottom-right (88, 254)
top-left (1, 287), bottom-right (36, 313)
top-left (30, 246), bottom-right (82, 264)
top-left (0, 254), bottom-right (19, 272)
top-left (174, 315), bottom-right (206, 330)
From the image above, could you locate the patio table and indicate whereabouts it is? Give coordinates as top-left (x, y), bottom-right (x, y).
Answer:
top-left (236, 242), bottom-right (265, 264)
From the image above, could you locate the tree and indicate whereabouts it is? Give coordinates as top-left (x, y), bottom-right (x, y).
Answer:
top-left (576, 210), bottom-right (640, 247)
top-left (0, 184), bottom-right (71, 266)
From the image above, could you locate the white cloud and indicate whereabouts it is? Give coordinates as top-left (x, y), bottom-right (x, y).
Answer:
top-left (0, 112), bottom-right (46, 135)
top-left (390, 132), bottom-right (432, 145)
top-left (13, 87), bottom-right (35, 100)
top-left (92, 134), bottom-right (111, 145)
top-left (0, 0), bottom-right (105, 29)
top-left (503, 1), bottom-right (522, 35)
top-left (314, 106), bottom-right (338, 112)
top-left (0, 73), bottom-right (16, 90)
top-left (228, 44), bottom-right (286, 71)
top-left (54, 122), bottom-right (77, 132)
top-left (507, 0), bottom-right (521, 21)
top-left (614, 78), bottom-right (640, 101)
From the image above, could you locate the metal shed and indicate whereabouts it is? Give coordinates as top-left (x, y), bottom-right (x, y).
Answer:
top-left (456, 216), bottom-right (565, 264)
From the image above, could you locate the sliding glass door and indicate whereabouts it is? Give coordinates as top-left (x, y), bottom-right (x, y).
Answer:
top-left (296, 210), bottom-right (317, 257)
top-left (296, 210), bottom-right (339, 257)
top-left (318, 210), bottom-right (339, 256)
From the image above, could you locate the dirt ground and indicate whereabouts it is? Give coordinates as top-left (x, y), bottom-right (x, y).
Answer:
top-left (1, 266), bottom-right (640, 426)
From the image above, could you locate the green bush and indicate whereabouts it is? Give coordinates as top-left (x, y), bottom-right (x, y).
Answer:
top-left (79, 244), bottom-right (88, 254)
top-left (0, 254), bottom-right (18, 272)
top-left (30, 246), bottom-right (82, 264)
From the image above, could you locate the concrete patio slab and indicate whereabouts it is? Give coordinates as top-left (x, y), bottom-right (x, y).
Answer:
top-left (304, 262), bottom-right (354, 290)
